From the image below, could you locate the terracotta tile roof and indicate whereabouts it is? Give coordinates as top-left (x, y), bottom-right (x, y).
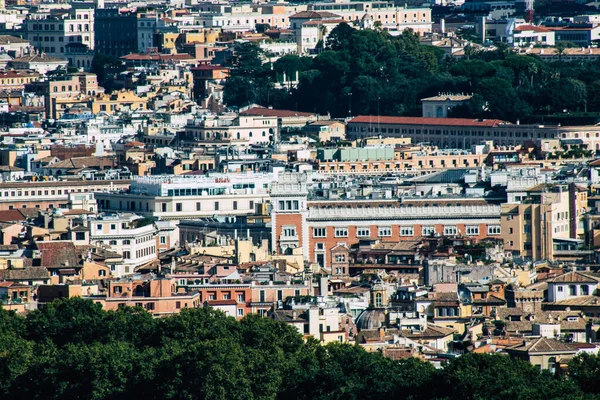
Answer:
top-left (270, 309), bottom-right (307, 322)
top-left (303, 19), bottom-right (346, 26)
top-left (206, 299), bottom-right (237, 306)
top-left (0, 70), bottom-right (39, 79)
top-left (35, 241), bottom-right (80, 269)
top-left (514, 24), bottom-right (552, 33)
top-left (0, 209), bottom-right (26, 222)
top-left (0, 35), bottom-right (29, 44)
top-left (46, 156), bottom-right (114, 170)
top-left (333, 285), bottom-right (370, 295)
top-left (0, 267), bottom-right (50, 281)
top-left (505, 337), bottom-right (579, 353)
top-left (497, 309), bottom-right (588, 334)
top-left (402, 324), bottom-right (455, 339)
top-left (11, 54), bottom-right (66, 63)
top-left (289, 11), bottom-right (341, 19)
top-left (348, 115), bottom-right (506, 127)
top-left (545, 295), bottom-right (600, 307)
top-left (550, 271), bottom-right (599, 283)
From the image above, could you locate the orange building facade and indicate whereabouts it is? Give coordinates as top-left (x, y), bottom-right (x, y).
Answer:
top-left (271, 173), bottom-right (502, 269)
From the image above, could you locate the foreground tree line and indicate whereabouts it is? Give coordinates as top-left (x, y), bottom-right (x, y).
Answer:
top-left (1, 298), bottom-right (600, 400)
top-left (224, 24), bottom-right (600, 123)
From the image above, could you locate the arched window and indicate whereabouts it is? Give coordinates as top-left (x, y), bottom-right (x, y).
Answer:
top-left (436, 106), bottom-right (443, 118)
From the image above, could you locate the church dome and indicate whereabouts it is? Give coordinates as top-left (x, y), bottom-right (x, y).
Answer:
top-left (355, 308), bottom-right (386, 331)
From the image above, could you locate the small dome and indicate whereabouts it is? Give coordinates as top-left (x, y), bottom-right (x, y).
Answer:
top-left (355, 309), bottom-right (386, 331)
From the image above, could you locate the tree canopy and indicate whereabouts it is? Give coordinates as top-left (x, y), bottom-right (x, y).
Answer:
top-left (0, 298), bottom-right (598, 399)
top-left (223, 25), bottom-right (600, 123)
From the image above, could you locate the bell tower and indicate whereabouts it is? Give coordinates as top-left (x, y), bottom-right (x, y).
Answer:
top-left (270, 173), bottom-right (309, 258)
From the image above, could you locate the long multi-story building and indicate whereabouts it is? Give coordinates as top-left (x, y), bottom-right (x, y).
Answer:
top-left (271, 173), bottom-right (502, 268)
top-left (181, 114), bottom-right (278, 151)
top-left (24, 9), bottom-right (95, 60)
top-left (347, 115), bottom-right (600, 150)
top-left (95, 173), bottom-right (275, 220)
top-left (0, 180), bottom-right (130, 211)
top-left (89, 213), bottom-right (159, 275)
top-left (191, 1), bottom-right (431, 34)
top-left (0, 70), bottom-right (40, 92)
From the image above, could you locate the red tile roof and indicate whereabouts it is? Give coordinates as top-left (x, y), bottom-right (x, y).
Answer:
top-left (241, 106), bottom-right (315, 118)
top-left (514, 25), bottom-right (552, 33)
top-left (35, 241), bottom-right (80, 269)
top-left (348, 115), bottom-right (506, 127)
top-left (206, 299), bottom-right (237, 306)
top-left (0, 209), bottom-right (26, 222)
top-left (289, 11), bottom-right (341, 19)
top-left (303, 19), bottom-right (347, 26)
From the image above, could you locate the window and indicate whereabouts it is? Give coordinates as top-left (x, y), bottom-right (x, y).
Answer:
top-left (375, 293), bottom-right (383, 307)
top-left (175, 203), bottom-right (182, 212)
top-left (422, 226), bottom-right (435, 236)
top-left (379, 226), bottom-right (392, 237)
top-left (581, 285), bottom-right (590, 295)
top-left (233, 201), bottom-right (238, 210)
top-left (400, 226), bottom-right (414, 237)
top-left (313, 228), bottom-right (326, 238)
top-left (96, 224), bottom-right (102, 230)
top-left (110, 224), bottom-right (116, 230)
top-left (75, 232), bottom-right (85, 240)
top-left (335, 254), bottom-right (346, 262)
top-left (466, 226), bottom-right (479, 236)
top-left (487, 225), bottom-right (501, 235)
top-left (196, 202), bottom-right (201, 211)
top-left (162, 203), bottom-right (167, 212)
top-left (176, 301), bottom-right (181, 309)
top-left (357, 227), bottom-right (370, 237)
top-left (282, 226), bottom-right (296, 237)
top-left (335, 227), bottom-right (348, 237)
top-left (237, 293), bottom-right (245, 302)
top-left (569, 285), bottom-right (577, 296)
top-left (557, 286), bottom-right (563, 292)
top-left (237, 309), bottom-right (244, 317)
top-left (160, 236), bottom-right (166, 244)
top-left (214, 201), bottom-right (219, 211)
top-left (444, 226), bottom-right (457, 236)
top-left (123, 251), bottom-right (130, 259)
